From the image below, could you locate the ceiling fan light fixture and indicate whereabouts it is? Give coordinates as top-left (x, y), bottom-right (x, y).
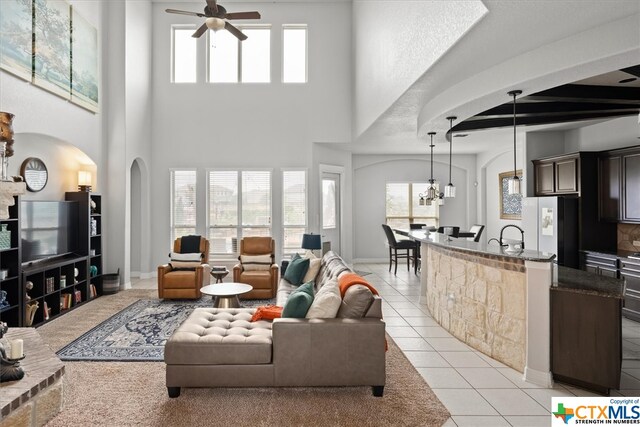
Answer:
top-left (206, 17), bottom-right (225, 31)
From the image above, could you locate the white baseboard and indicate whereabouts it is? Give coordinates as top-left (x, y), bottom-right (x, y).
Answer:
top-left (352, 258), bottom-right (387, 264)
top-left (524, 367), bottom-right (553, 388)
top-left (122, 281), bottom-right (132, 290)
top-left (131, 271), bottom-right (154, 279)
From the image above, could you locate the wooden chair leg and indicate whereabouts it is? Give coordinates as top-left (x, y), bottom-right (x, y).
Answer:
top-left (394, 248), bottom-right (398, 275)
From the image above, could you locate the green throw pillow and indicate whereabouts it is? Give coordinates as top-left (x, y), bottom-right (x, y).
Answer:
top-left (282, 281), bottom-right (315, 318)
top-left (283, 253), bottom-right (310, 285)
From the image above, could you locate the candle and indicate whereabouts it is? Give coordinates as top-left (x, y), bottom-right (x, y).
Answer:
top-left (10, 339), bottom-right (23, 359)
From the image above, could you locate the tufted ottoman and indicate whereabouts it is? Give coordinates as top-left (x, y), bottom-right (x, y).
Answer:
top-left (165, 308), bottom-right (275, 397)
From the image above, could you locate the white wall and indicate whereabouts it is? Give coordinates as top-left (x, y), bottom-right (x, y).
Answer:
top-left (565, 116), bottom-right (640, 152)
top-left (150, 2), bottom-right (352, 267)
top-left (476, 141), bottom-right (524, 243)
top-left (352, 153), bottom-right (476, 261)
top-left (352, 0), bottom-right (486, 137)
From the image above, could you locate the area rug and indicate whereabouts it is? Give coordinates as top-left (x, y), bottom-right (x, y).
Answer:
top-left (57, 297), bottom-right (274, 361)
top-left (38, 289), bottom-right (451, 426)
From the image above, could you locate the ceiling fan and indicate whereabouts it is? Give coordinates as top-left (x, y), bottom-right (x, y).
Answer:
top-left (166, 0), bottom-right (261, 41)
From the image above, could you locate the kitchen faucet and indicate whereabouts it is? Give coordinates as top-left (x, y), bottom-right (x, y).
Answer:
top-left (499, 224), bottom-right (525, 249)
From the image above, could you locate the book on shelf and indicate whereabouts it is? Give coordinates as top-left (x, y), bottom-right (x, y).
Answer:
top-left (60, 293), bottom-right (72, 310)
top-left (90, 284), bottom-right (97, 298)
top-left (46, 277), bottom-right (55, 294)
top-left (74, 290), bottom-right (82, 303)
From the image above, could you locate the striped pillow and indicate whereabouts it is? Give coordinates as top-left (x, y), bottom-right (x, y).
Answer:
top-left (241, 254), bottom-right (272, 271)
top-left (170, 252), bottom-right (202, 270)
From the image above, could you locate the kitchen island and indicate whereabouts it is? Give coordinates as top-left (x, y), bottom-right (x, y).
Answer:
top-left (405, 230), bottom-right (556, 386)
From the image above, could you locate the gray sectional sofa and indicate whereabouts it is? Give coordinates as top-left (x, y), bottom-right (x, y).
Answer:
top-left (164, 251), bottom-right (386, 397)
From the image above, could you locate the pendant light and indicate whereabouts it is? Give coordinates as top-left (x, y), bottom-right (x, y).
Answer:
top-left (419, 132), bottom-right (436, 206)
top-left (507, 90), bottom-right (523, 195)
top-left (444, 116), bottom-right (457, 198)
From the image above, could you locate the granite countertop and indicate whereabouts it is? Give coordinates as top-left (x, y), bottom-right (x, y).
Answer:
top-left (405, 230), bottom-right (556, 262)
top-left (554, 265), bottom-right (625, 298)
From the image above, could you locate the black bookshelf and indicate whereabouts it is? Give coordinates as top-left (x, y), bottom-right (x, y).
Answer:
top-left (0, 197), bottom-right (21, 327)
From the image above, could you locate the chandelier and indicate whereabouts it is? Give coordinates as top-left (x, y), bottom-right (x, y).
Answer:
top-left (419, 132), bottom-right (445, 206)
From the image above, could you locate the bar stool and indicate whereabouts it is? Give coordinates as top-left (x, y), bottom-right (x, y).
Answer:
top-left (382, 224), bottom-right (418, 275)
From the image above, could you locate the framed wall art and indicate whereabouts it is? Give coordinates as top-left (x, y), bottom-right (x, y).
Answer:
top-left (0, 0), bottom-right (34, 81)
top-left (33, 0), bottom-right (71, 99)
top-left (71, 7), bottom-right (99, 113)
top-left (499, 170), bottom-right (523, 220)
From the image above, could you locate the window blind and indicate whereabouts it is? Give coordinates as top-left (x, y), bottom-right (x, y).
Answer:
top-left (171, 170), bottom-right (196, 240)
top-left (283, 170), bottom-right (306, 254)
top-left (242, 171), bottom-right (271, 226)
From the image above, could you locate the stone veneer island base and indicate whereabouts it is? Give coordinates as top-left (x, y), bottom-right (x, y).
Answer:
top-left (408, 231), bottom-right (555, 387)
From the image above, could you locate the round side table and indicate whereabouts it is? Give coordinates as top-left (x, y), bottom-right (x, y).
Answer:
top-left (210, 269), bottom-right (229, 283)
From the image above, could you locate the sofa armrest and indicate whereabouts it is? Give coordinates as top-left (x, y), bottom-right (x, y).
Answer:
top-left (233, 263), bottom-right (242, 282)
top-left (270, 264), bottom-right (279, 292)
top-left (157, 264), bottom-right (173, 298)
top-left (196, 263), bottom-right (211, 287)
top-left (272, 318), bottom-right (386, 387)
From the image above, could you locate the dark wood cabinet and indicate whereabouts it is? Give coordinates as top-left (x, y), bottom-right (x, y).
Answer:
top-left (599, 155), bottom-right (621, 222)
top-left (623, 153), bottom-right (640, 222)
top-left (581, 251), bottom-right (618, 278)
top-left (598, 146), bottom-right (640, 224)
top-left (533, 153), bottom-right (581, 196)
top-left (535, 162), bottom-right (555, 194)
top-left (556, 158), bottom-right (578, 193)
top-left (620, 257), bottom-right (640, 322)
top-left (551, 287), bottom-right (622, 394)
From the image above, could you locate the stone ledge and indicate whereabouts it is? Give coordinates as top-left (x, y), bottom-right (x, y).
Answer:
top-left (0, 328), bottom-right (65, 425)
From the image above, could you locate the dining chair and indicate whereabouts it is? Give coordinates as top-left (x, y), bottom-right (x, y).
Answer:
top-left (437, 226), bottom-right (460, 238)
top-left (409, 223), bottom-right (426, 230)
top-left (382, 224), bottom-right (418, 275)
top-left (468, 224), bottom-right (485, 242)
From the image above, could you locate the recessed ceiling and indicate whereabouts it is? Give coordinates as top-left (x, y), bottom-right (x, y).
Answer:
top-left (451, 66), bottom-right (640, 137)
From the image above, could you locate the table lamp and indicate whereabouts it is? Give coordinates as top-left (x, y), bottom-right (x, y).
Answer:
top-left (78, 171), bottom-right (92, 192)
top-left (301, 233), bottom-right (321, 256)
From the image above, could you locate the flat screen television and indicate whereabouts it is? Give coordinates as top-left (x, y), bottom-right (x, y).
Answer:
top-left (21, 201), bottom-right (79, 264)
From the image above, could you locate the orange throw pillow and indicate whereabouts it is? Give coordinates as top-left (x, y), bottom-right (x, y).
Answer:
top-left (251, 305), bottom-right (283, 322)
top-left (338, 273), bottom-right (379, 298)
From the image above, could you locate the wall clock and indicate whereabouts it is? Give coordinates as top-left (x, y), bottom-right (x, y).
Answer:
top-left (20, 157), bottom-right (48, 192)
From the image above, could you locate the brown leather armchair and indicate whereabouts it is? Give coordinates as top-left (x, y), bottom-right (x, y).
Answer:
top-left (158, 237), bottom-right (211, 299)
top-left (233, 237), bottom-right (279, 299)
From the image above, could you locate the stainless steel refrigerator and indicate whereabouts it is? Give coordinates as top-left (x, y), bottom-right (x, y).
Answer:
top-left (522, 196), bottom-right (579, 268)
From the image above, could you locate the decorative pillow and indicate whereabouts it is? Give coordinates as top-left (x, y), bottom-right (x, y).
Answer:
top-left (169, 261), bottom-right (201, 270)
top-left (302, 252), bottom-right (322, 284)
top-left (336, 285), bottom-right (375, 318)
top-left (170, 252), bottom-right (202, 262)
top-left (241, 254), bottom-right (272, 271)
top-left (283, 253), bottom-right (310, 285)
top-left (282, 281), bottom-right (314, 318)
top-left (306, 279), bottom-right (341, 319)
top-left (251, 305), bottom-right (283, 322)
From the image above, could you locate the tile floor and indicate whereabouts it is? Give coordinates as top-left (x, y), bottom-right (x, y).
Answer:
top-left (131, 262), bottom-right (640, 427)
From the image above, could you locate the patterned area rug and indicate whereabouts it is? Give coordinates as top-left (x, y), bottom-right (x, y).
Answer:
top-left (57, 297), bottom-right (274, 362)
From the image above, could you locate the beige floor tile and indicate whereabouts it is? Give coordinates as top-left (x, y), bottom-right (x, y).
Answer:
top-left (503, 416), bottom-right (551, 426)
top-left (477, 389), bottom-right (548, 416)
top-left (425, 337), bottom-right (473, 352)
top-left (385, 326), bottom-right (420, 338)
top-left (413, 326), bottom-right (453, 338)
top-left (456, 368), bottom-right (518, 388)
top-left (523, 387), bottom-right (574, 410)
top-left (452, 416), bottom-right (510, 426)
top-left (439, 352), bottom-right (491, 368)
top-left (417, 367), bottom-right (472, 389)
top-left (393, 337), bottom-right (435, 351)
top-left (404, 351), bottom-right (450, 368)
top-left (432, 389), bottom-right (499, 416)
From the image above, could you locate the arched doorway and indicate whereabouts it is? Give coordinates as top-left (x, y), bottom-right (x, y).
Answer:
top-left (129, 158), bottom-right (150, 281)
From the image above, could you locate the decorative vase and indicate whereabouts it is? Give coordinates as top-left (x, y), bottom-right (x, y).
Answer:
top-left (90, 218), bottom-right (97, 236)
top-left (0, 224), bottom-right (10, 249)
top-left (0, 112), bottom-right (14, 165)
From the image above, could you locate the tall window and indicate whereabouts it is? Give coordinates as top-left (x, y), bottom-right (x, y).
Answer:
top-left (283, 170), bottom-right (306, 255)
top-left (208, 170), bottom-right (272, 255)
top-left (385, 182), bottom-right (439, 229)
top-left (208, 26), bottom-right (270, 83)
top-left (283, 25), bottom-right (307, 83)
top-left (172, 26), bottom-right (197, 83)
top-left (170, 170), bottom-right (197, 240)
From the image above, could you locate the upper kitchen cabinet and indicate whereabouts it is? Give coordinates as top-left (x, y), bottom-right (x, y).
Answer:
top-left (533, 153), bottom-right (592, 196)
top-left (598, 146), bottom-right (640, 224)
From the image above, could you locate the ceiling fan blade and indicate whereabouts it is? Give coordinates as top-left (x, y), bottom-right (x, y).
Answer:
top-left (165, 9), bottom-right (205, 18)
top-left (225, 22), bottom-right (248, 41)
top-left (225, 11), bottom-right (261, 20)
top-left (192, 23), bottom-right (209, 38)
top-left (206, 0), bottom-right (218, 14)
